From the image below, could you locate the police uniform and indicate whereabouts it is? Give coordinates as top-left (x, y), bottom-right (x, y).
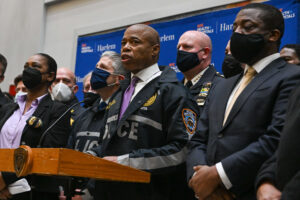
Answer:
top-left (63, 96), bottom-right (86, 126)
top-left (94, 65), bottom-right (199, 200)
top-left (68, 97), bottom-right (105, 153)
top-left (185, 65), bottom-right (223, 114)
top-left (66, 97), bottom-right (104, 198)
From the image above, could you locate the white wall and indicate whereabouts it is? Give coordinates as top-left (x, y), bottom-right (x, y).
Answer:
top-left (0, 0), bottom-right (245, 91)
top-left (0, 0), bottom-right (45, 91)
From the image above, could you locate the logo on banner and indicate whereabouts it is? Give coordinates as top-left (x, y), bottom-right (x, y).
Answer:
top-left (97, 44), bottom-right (116, 52)
top-left (81, 43), bottom-right (94, 53)
top-left (281, 9), bottom-right (295, 19)
top-left (169, 63), bottom-right (180, 73)
top-left (160, 34), bottom-right (175, 42)
top-left (197, 23), bottom-right (214, 34)
top-left (219, 23), bottom-right (233, 32)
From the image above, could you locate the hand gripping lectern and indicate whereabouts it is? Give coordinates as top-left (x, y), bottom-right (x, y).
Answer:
top-left (0, 145), bottom-right (150, 183)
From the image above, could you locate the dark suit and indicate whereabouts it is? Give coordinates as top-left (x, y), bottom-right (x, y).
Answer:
top-left (0, 94), bottom-right (71, 200)
top-left (256, 84), bottom-right (300, 199)
top-left (187, 58), bottom-right (300, 199)
top-left (187, 65), bottom-right (223, 114)
top-left (0, 89), bottom-right (12, 108)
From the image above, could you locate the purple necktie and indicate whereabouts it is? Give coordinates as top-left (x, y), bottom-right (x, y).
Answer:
top-left (119, 76), bottom-right (139, 119)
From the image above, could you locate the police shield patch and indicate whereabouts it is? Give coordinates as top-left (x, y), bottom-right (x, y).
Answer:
top-left (182, 109), bottom-right (197, 135)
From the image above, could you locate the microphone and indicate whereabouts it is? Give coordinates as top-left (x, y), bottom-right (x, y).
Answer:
top-left (37, 100), bottom-right (85, 147)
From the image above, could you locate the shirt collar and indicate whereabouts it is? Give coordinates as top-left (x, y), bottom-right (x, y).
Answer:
top-left (17, 93), bottom-right (47, 106)
top-left (131, 63), bottom-right (160, 82)
top-left (244, 53), bottom-right (280, 74)
top-left (184, 66), bottom-right (209, 86)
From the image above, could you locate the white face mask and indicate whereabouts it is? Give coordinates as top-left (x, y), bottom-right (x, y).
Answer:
top-left (51, 82), bottom-right (73, 102)
top-left (14, 91), bottom-right (27, 102)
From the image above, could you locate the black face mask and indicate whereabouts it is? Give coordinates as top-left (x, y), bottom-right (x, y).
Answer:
top-left (222, 54), bottom-right (243, 78)
top-left (176, 50), bottom-right (203, 72)
top-left (22, 67), bottom-right (43, 89)
top-left (230, 32), bottom-right (266, 64)
top-left (83, 92), bottom-right (100, 108)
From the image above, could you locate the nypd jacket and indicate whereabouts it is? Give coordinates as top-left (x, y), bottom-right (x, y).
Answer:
top-left (67, 98), bottom-right (105, 153)
top-left (94, 66), bottom-right (199, 200)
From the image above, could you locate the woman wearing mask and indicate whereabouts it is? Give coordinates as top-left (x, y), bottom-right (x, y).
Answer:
top-left (0, 53), bottom-right (71, 200)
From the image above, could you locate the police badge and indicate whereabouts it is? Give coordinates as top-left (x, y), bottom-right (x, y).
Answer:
top-left (14, 145), bottom-right (33, 177)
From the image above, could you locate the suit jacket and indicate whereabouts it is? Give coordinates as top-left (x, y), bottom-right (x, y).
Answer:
top-left (0, 89), bottom-right (12, 108)
top-left (188, 65), bottom-right (223, 114)
top-left (0, 94), bottom-right (71, 195)
top-left (256, 84), bottom-right (300, 199)
top-left (186, 58), bottom-right (300, 199)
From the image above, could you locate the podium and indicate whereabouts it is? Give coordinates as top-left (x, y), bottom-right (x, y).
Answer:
top-left (0, 146), bottom-right (150, 183)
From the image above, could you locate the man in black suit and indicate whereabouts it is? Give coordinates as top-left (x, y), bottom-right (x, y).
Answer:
top-left (0, 53), bottom-right (70, 200)
top-left (0, 53), bottom-right (12, 107)
top-left (256, 85), bottom-right (300, 200)
top-left (186, 3), bottom-right (300, 199)
top-left (176, 31), bottom-right (223, 113)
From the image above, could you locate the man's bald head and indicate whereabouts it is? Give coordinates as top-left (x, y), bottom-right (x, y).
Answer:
top-left (126, 24), bottom-right (160, 46)
top-left (178, 31), bottom-right (212, 56)
top-left (57, 67), bottom-right (76, 84)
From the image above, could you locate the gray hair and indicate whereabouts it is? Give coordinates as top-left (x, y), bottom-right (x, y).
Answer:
top-left (101, 51), bottom-right (127, 75)
top-left (83, 71), bottom-right (92, 86)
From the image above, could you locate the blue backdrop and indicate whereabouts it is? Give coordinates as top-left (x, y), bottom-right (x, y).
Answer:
top-left (75, 0), bottom-right (299, 100)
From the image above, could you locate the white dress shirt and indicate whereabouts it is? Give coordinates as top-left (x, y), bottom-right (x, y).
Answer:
top-left (184, 66), bottom-right (209, 86)
top-left (130, 63), bottom-right (161, 101)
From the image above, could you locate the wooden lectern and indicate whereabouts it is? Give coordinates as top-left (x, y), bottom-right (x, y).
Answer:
top-left (0, 146), bottom-right (150, 183)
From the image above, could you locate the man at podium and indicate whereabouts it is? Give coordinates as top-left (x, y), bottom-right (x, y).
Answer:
top-left (89, 24), bottom-right (199, 200)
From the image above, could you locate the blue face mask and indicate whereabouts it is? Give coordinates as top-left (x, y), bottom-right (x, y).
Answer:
top-left (91, 68), bottom-right (111, 90)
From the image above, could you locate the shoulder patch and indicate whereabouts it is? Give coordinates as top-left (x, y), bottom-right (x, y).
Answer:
top-left (182, 108), bottom-right (197, 135)
top-left (143, 93), bottom-right (157, 107)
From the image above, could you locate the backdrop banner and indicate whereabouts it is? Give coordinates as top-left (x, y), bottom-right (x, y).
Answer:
top-left (75, 0), bottom-right (299, 100)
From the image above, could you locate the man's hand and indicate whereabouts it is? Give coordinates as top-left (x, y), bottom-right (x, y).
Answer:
top-left (189, 165), bottom-right (221, 199)
top-left (0, 188), bottom-right (12, 200)
top-left (257, 182), bottom-right (281, 200)
top-left (103, 156), bottom-right (118, 163)
top-left (206, 187), bottom-right (233, 200)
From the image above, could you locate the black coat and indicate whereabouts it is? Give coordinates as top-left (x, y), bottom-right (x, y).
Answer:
top-left (0, 89), bottom-right (12, 108)
top-left (0, 94), bottom-right (71, 199)
top-left (256, 84), bottom-right (300, 200)
top-left (94, 66), bottom-right (199, 200)
top-left (186, 58), bottom-right (300, 199)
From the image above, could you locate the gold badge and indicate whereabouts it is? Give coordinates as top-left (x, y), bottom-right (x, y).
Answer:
top-left (106, 99), bottom-right (116, 110)
top-left (28, 116), bottom-right (36, 126)
top-left (143, 93), bottom-right (157, 107)
top-left (14, 145), bottom-right (33, 177)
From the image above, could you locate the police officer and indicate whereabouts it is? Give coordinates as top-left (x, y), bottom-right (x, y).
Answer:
top-left (68, 51), bottom-right (126, 153)
top-left (176, 31), bottom-right (223, 113)
top-left (91, 24), bottom-right (199, 200)
top-left (66, 51), bottom-right (126, 199)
